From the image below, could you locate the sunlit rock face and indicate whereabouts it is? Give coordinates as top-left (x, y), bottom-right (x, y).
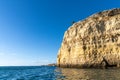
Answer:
top-left (57, 8), bottom-right (120, 68)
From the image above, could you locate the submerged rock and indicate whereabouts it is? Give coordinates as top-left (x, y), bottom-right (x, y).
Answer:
top-left (57, 8), bottom-right (120, 68)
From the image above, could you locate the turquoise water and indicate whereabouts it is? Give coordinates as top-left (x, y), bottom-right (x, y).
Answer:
top-left (0, 66), bottom-right (120, 80)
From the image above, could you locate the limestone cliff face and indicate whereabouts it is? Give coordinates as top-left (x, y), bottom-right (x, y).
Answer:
top-left (57, 8), bottom-right (120, 68)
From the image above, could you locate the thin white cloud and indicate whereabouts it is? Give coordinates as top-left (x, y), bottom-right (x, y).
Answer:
top-left (0, 52), bottom-right (17, 56)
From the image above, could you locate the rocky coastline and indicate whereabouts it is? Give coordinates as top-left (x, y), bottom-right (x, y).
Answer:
top-left (57, 8), bottom-right (120, 68)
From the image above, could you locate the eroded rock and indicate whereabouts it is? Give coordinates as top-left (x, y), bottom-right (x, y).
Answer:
top-left (57, 8), bottom-right (120, 68)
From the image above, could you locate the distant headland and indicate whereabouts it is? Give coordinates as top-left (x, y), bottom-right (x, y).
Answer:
top-left (47, 63), bottom-right (56, 66)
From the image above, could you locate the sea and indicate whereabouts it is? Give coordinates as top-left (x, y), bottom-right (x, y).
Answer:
top-left (0, 66), bottom-right (120, 80)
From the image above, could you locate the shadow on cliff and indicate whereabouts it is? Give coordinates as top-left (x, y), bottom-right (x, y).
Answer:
top-left (58, 57), bottom-right (118, 69)
top-left (100, 57), bottom-right (117, 69)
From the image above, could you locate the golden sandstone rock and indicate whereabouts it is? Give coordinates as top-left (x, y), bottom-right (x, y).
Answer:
top-left (57, 8), bottom-right (120, 68)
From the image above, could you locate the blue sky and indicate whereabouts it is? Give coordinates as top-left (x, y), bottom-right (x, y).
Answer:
top-left (0, 0), bottom-right (120, 66)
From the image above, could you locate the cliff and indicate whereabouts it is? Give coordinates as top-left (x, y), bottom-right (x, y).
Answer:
top-left (57, 8), bottom-right (120, 68)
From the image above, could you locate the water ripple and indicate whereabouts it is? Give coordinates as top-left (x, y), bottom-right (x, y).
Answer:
top-left (0, 66), bottom-right (120, 80)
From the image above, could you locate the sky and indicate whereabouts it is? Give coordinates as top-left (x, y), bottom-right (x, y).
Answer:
top-left (0, 0), bottom-right (120, 66)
